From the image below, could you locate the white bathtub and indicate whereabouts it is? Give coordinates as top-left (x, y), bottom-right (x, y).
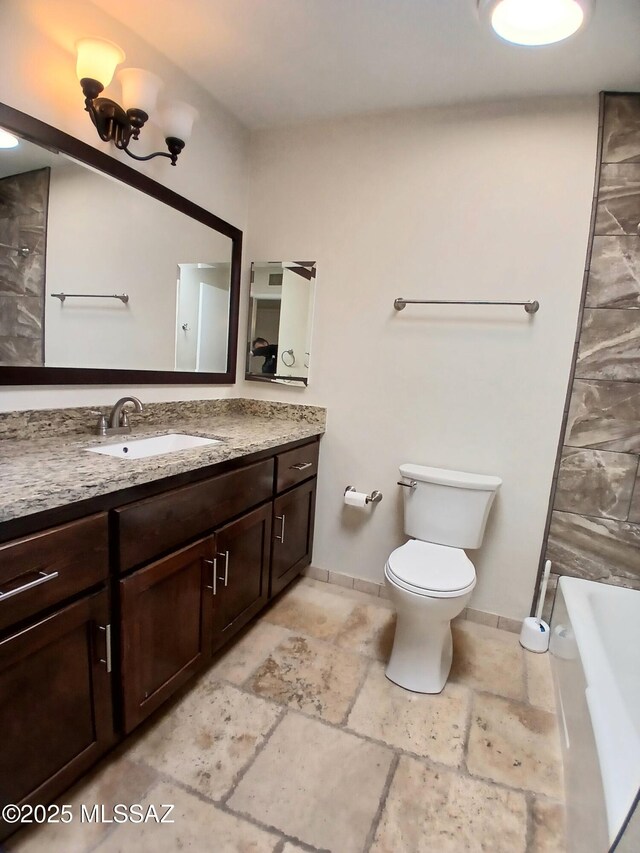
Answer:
top-left (551, 576), bottom-right (640, 850)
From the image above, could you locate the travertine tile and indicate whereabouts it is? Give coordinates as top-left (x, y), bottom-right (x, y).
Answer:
top-left (497, 616), bottom-right (521, 634)
top-left (353, 577), bottom-right (382, 596)
top-left (94, 780), bottom-right (279, 852)
top-left (525, 651), bottom-right (556, 714)
top-left (263, 579), bottom-right (356, 640)
top-left (371, 755), bottom-right (528, 853)
top-left (530, 798), bottom-right (567, 853)
top-left (587, 236), bottom-right (640, 308)
top-left (575, 308), bottom-right (640, 382)
top-left (554, 446), bottom-right (637, 520)
top-left (300, 576), bottom-right (395, 609)
top-left (347, 661), bottom-right (470, 767)
top-left (246, 634), bottom-right (367, 724)
top-left (303, 565), bottom-right (329, 582)
top-left (328, 570), bottom-right (354, 588)
top-left (334, 603), bottom-right (396, 660)
top-left (281, 844), bottom-right (308, 853)
top-left (465, 608), bottom-right (499, 628)
top-left (629, 469), bottom-right (640, 523)
top-left (127, 681), bottom-right (280, 800)
top-left (547, 510), bottom-right (640, 588)
top-left (566, 378), bottom-right (640, 453)
top-left (450, 620), bottom-right (526, 701)
top-left (211, 620), bottom-right (293, 685)
top-left (6, 756), bottom-right (157, 853)
top-left (229, 713), bottom-right (393, 853)
top-left (467, 693), bottom-right (562, 797)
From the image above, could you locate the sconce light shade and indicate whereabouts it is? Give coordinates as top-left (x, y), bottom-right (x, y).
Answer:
top-left (117, 68), bottom-right (164, 115)
top-left (76, 38), bottom-right (125, 87)
top-left (0, 129), bottom-right (19, 149)
top-left (478, 0), bottom-right (594, 45)
top-left (158, 101), bottom-right (199, 144)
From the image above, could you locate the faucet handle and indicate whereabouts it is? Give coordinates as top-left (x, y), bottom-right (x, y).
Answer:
top-left (91, 411), bottom-right (108, 436)
top-left (120, 411), bottom-right (130, 428)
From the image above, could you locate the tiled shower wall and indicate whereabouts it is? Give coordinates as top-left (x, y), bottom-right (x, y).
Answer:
top-left (539, 93), bottom-right (640, 617)
top-left (0, 167), bottom-right (49, 366)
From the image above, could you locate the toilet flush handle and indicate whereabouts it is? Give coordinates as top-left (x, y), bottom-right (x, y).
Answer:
top-left (397, 479), bottom-right (417, 489)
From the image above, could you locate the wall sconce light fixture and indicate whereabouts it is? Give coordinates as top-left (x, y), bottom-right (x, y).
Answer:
top-left (76, 38), bottom-right (198, 166)
top-left (477, 0), bottom-right (594, 46)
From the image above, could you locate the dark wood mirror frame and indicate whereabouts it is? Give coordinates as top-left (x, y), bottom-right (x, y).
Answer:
top-left (0, 102), bottom-right (242, 386)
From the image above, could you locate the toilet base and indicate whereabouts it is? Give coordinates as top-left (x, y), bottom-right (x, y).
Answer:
top-left (384, 569), bottom-right (473, 694)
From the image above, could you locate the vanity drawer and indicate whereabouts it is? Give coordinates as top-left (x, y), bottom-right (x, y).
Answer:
top-left (115, 458), bottom-right (274, 572)
top-left (276, 441), bottom-right (319, 493)
top-left (0, 513), bottom-right (109, 633)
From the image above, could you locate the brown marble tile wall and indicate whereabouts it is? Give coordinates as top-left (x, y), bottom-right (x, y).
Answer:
top-left (0, 168), bottom-right (49, 366)
top-left (541, 94), bottom-right (640, 603)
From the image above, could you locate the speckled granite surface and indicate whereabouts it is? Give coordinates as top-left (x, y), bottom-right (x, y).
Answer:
top-left (0, 400), bottom-right (326, 523)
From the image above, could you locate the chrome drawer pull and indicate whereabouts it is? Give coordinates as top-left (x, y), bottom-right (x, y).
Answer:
top-left (290, 462), bottom-right (313, 471)
top-left (216, 551), bottom-right (230, 587)
top-left (204, 558), bottom-right (216, 595)
top-left (0, 570), bottom-right (59, 601)
top-left (275, 514), bottom-right (286, 544)
top-left (98, 624), bottom-right (112, 673)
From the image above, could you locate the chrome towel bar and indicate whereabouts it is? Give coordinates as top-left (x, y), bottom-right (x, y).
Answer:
top-left (51, 292), bottom-right (129, 304)
top-left (394, 297), bottom-right (539, 314)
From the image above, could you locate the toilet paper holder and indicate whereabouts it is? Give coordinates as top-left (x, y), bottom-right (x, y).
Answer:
top-left (344, 485), bottom-right (383, 504)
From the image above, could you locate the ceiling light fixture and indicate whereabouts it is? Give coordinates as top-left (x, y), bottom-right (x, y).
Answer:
top-left (0, 129), bottom-right (19, 149)
top-left (76, 38), bottom-right (198, 166)
top-left (477, 0), bottom-right (594, 46)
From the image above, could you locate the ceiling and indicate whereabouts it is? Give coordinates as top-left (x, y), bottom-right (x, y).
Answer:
top-left (91, 0), bottom-right (640, 129)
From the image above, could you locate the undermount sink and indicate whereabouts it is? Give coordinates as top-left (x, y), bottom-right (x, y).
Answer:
top-left (86, 433), bottom-right (221, 460)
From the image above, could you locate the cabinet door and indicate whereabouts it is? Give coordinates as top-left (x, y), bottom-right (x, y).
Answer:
top-left (120, 537), bottom-right (213, 733)
top-left (271, 479), bottom-right (316, 597)
top-left (211, 504), bottom-right (272, 653)
top-left (0, 590), bottom-right (115, 838)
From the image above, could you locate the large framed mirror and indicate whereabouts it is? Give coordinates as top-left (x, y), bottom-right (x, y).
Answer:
top-left (0, 102), bottom-right (242, 385)
top-left (246, 261), bottom-right (316, 387)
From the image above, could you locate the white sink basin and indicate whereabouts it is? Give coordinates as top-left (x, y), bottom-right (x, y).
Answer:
top-left (86, 433), bottom-right (221, 460)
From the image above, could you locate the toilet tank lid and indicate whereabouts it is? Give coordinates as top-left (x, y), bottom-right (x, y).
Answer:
top-left (399, 463), bottom-right (502, 491)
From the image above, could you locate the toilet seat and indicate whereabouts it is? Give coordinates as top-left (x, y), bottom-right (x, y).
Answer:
top-left (386, 540), bottom-right (476, 598)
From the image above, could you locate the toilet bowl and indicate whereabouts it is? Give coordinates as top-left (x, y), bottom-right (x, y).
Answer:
top-left (385, 540), bottom-right (476, 693)
top-left (385, 463), bottom-right (501, 694)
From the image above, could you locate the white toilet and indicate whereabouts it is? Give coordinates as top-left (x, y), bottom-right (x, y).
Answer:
top-left (385, 463), bottom-right (501, 693)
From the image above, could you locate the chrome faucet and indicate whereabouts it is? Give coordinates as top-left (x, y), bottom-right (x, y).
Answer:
top-left (94, 396), bottom-right (143, 436)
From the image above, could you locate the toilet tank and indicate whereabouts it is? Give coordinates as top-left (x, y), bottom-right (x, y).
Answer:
top-left (399, 463), bottom-right (502, 549)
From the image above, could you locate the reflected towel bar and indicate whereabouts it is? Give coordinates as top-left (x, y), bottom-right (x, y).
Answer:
top-left (0, 241), bottom-right (30, 258)
top-left (394, 297), bottom-right (539, 314)
top-left (51, 292), bottom-right (129, 304)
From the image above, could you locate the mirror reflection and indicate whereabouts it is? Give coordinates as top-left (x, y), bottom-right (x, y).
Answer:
top-left (0, 131), bottom-right (232, 372)
top-left (246, 261), bottom-right (316, 387)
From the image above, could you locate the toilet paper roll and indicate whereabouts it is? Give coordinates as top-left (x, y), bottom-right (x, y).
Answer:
top-left (344, 490), bottom-right (368, 508)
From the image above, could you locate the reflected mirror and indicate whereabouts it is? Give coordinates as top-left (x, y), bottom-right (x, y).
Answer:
top-left (246, 261), bottom-right (316, 387)
top-left (0, 102), bottom-right (241, 385)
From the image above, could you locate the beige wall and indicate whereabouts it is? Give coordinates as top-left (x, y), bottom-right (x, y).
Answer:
top-left (241, 98), bottom-right (599, 618)
top-left (0, 0), bottom-right (248, 410)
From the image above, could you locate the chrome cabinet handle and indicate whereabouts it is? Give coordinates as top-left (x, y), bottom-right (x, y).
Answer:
top-left (98, 624), bottom-right (112, 673)
top-left (0, 570), bottom-right (59, 601)
top-left (216, 551), bottom-right (230, 587)
top-left (204, 558), bottom-right (216, 596)
top-left (290, 462), bottom-right (312, 471)
top-left (275, 515), bottom-right (286, 544)
top-left (397, 480), bottom-right (417, 489)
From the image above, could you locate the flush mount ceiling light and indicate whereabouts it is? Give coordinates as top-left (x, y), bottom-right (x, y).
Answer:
top-left (0, 129), bottom-right (19, 148)
top-left (477, 0), bottom-right (594, 46)
top-left (76, 38), bottom-right (198, 166)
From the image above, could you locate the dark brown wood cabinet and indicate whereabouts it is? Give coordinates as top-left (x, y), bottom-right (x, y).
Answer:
top-left (119, 537), bottom-right (214, 732)
top-left (211, 503), bottom-right (272, 653)
top-left (0, 435), bottom-right (320, 832)
top-left (271, 479), bottom-right (317, 597)
top-left (0, 590), bottom-right (115, 840)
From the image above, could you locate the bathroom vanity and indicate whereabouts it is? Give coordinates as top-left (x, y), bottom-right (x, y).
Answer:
top-left (0, 401), bottom-right (322, 837)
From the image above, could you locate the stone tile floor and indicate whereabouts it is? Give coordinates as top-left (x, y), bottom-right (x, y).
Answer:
top-left (7, 577), bottom-right (565, 853)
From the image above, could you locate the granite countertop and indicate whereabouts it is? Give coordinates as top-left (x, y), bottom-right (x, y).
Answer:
top-left (0, 399), bottom-right (326, 524)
